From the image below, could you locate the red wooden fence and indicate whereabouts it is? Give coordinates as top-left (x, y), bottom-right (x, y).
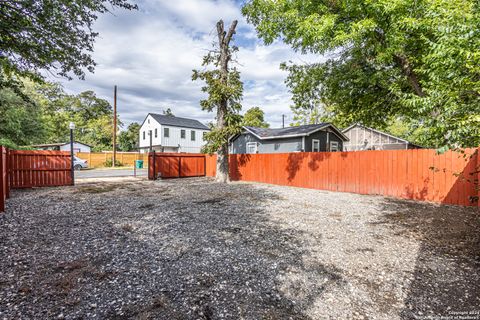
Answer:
top-left (148, 153), bottom-right (206, 179)
top-left (0, 147), bottom-right (9, 213)
top-left (9, 150), bottom-right (72, 188)
top-left (0, 148), bottom-right (75, 213)
top-left (205, 149), bottom-right (479, 207)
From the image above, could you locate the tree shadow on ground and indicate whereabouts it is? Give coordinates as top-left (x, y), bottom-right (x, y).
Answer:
top-left (0, 178), bottom-right (344, 319)
top-left (376, 198), bottom-right (480, 319)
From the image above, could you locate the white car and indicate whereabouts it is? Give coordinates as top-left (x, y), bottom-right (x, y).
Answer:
top-left (74, 156), bottom-right (88, 170)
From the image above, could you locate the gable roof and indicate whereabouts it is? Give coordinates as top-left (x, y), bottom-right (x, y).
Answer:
top-left (146, 113), bottom-right (210, 130)
top-left (243, 123), bottom-right (348, 141)
top-left (342, 123), bottom-right (420, 146)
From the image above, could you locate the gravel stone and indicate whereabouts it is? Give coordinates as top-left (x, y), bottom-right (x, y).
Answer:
top-left (0, 177), bottom-right (479, 319)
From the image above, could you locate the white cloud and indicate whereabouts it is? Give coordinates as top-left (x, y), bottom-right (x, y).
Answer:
top-left (52, 0), bottom-right (321, 130)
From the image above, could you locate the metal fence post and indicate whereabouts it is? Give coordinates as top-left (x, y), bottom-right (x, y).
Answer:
top-left (0, 146), bottom-right (4, 213)
top-left (152, 150), bottom-right (156, 180)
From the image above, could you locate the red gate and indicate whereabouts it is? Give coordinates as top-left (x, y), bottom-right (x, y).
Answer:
top-left (148, 153), bottom-right (206, 179)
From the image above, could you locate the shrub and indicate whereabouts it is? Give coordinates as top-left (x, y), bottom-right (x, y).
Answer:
top-left (104, 158), bottom-right (123, 167)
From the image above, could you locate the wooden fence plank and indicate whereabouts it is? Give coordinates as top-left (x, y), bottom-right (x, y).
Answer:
top-left (8, 150), bottom-right (72, 188)
top-left (148, 148), bottom-right (479, 207)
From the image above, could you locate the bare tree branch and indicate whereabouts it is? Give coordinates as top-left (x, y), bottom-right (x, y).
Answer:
top-left (225, 20), bottom-right (238, 46)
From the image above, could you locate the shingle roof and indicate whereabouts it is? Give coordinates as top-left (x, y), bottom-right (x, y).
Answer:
top-left (244, 123), bottom-right (329, 138)
top-left (149, 114), bottom-right (209, 130)
top-left (30, 141), bottom-right (92, 148)
top-left (244, 123), bottom-right (348, 140)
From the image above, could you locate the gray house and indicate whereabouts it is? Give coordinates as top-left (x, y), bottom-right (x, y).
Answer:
top-left (342, 124), bottom-right (422, 151)
top-left (230, 123), bottom-right (348, 154)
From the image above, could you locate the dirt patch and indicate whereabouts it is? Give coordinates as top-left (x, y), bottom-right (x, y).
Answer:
top-left (77, 184), bottom-right (122, 194)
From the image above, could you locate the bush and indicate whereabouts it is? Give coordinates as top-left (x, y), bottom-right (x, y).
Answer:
top-left (0, 138), bottom-right (18, 149)
top-left (104, 158), bottom-right (124, 167)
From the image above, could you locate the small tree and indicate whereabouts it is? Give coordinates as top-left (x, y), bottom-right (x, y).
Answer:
top-left (243, 107), bottom-right (269, 128)
top-left (118, 122), bottom-right (140, 151)
top-left (192, 19), bottom-right (243, 183)
top-left (162, 108), bottom-right (174, 116)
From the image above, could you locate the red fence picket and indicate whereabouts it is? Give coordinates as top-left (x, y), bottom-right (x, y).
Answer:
top-left (205, 149), bottom-right (479, 207)
top-left (8, 150), bottom-right (72, 188)
top-left (0, 147), bottom-right (9, 213)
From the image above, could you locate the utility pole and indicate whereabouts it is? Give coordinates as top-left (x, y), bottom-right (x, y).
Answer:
top-left (282, 114), bottom-right (286, 128)
top-left (113, 85), bottom-right (117, 167)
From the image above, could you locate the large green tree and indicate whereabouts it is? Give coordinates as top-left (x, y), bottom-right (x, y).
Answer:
top-left (0, 79), bottom-right (118, 151)
top-left (243, 0), bottom-right (480, 149)
top-left (0, 0), bottom-right (137, 92)
top-left (0, 86), bottom-right (44, 147)
top-left (192, 19), bottom-right (243, 182)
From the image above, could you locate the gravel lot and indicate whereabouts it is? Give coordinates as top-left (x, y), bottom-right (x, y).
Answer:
top-left (1, 177), bottom-right (479, 319)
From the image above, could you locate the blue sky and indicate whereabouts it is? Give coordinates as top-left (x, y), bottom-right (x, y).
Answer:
top-left (52, 0), bottom-right (317, 129)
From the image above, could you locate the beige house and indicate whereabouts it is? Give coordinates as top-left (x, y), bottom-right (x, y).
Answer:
top-left (342, 124), bottom-right (421, 151)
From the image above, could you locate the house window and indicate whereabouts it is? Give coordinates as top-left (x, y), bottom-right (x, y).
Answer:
top-left (330, 141), bottom-right (339, 152)
top-left (181, 129), bottom-right (186, 139)
top-left (246, 142), bottom-right (258, 154)
top-left (148, 119), bottom-right (150, 124)
top-left (191, 130), bottom-right (196, 141)
top-left (143, 131), bottom-right (145, 140)
top-left (312, 139), bottom-right (320, 152)
top-left (164, 127), bottom-right (169, 138)
top-left (274, 143), bottom-right (280, 151)
top-left (154, 128), bottom-right (157, 138)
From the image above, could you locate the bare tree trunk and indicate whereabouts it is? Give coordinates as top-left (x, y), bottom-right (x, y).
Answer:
top-left (215, 19), bottom-right (237, 183)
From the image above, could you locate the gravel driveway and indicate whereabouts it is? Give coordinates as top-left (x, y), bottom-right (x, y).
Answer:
top-left (75, 168), bottom-right (148, 179)
top-left (1, 178), bottom-right (479, 319)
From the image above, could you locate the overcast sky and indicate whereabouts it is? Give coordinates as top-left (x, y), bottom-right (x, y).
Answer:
top-left (53, 0), bottom-right (318, 129)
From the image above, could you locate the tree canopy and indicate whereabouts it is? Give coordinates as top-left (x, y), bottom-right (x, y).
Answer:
top-left (0, 79), bottom-right (123, 152)
top-left (243, 0), bottom-right (480, 149)
top-left (0, 0), bottom-right (137, 92)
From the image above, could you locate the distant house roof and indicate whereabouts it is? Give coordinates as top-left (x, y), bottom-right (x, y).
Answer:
top-left (147, 113), bottom-right (210, 130)
top-left (30, 141), bottom-right (92, 148)
top-left (242, 123), bottom-right (348, 141)
top-left (342, 123), bottom-right (422, 147)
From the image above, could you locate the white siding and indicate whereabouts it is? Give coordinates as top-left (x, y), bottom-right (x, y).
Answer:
top-left (139, 114), bottom-right (162, 150)
top-left (161, 125), bottom-right (208, 153)
top-left (138, 115), bottom-right (209, 153)
top-left (60, 142), bottom-right (91, 153)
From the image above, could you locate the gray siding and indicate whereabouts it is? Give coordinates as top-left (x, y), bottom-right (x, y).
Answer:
top-left (230, 133), bottom-right (302, 154)
top-left (230, 130), bottom-right (344, 154)
top-left (305, 130), bottom-right (344, 152)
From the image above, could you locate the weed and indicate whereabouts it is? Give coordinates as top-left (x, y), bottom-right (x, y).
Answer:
top-left (122, 224), bottom-right (134, 232)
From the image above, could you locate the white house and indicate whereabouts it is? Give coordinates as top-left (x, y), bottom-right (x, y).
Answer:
top-left (31, 141), bottom-right (92, 153)
top-left (138, 114), bottom-right (210, 153)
